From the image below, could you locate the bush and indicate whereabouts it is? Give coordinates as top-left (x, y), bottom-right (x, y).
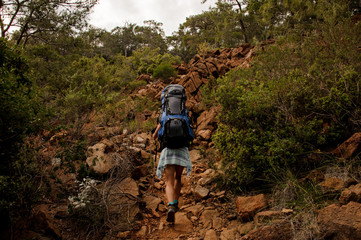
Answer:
top-left (213, 19), bottom-right (361, 191)
top-left (0, 39), bottom-right (44, 228)
top-left (152, 62), bottom-right (177, 80)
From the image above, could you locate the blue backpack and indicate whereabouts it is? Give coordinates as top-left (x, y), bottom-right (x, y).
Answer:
top-left (158, 84), bottom-right (194, 149)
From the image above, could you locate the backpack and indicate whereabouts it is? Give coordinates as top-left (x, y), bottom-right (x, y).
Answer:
top-left (157, 84), bottom-right (194, 149)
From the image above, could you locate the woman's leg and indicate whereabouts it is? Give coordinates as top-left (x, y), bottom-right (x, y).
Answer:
top-left (165, 165), bottom-right (177, 222)
top-left (165, 165), bottom-right (176, 204)
top-left (174, 165), bottom-right (184, 201)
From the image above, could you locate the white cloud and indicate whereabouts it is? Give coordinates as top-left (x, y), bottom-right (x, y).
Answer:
top-left (88, 0), bottom-right (217, 36)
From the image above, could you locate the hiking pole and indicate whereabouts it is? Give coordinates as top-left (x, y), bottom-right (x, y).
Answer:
top-left (151, 127), bottom-right (157, 170)
top-left (154, 143), bottom-right (157, 166)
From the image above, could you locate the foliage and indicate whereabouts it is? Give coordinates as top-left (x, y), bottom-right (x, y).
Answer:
top-left (170, 1), bottom-right (245, 61)
top-left (245, 0), bottom-right (359, 38)
top-left (271, 170), bottom-right (327, 239)
top-left (152, 62), bottom-right (177, 80)
top-left (213, 18), bottom-right (361, 190)
top-left (0, 38), bottom-right (40, 171)
top-left (1, 0), bottom-right (98, 46)
top-left (85, 20), bottom-right (168, 58)
top-left (0, 39), bottom-right (45, 227)
top-left (56, 138), bottom-right (87, 175)
top-left (129, 47), bottom-right (181, 75)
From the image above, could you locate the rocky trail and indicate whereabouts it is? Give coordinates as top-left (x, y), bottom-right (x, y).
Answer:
top-left (14, 40), bottom-right (361, 240)
top-left (120, 145), bottom-right (267, 240)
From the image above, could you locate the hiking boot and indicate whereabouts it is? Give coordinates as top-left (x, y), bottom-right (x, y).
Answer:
top-left (166, 205), bottom-right (175, 223)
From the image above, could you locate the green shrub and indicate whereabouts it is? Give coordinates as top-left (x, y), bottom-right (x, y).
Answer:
top-left (213, 19), bottom-right (361, 191)
top-left (0, 39), bottom-right (45, 228)
top-left (152, 62), bottom-right (177, 80)
top-left (128, 80), bottom-right (147, 91)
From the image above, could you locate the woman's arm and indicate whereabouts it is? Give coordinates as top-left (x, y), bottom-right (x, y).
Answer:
top-left (153, 123), bottom-right (161, 140)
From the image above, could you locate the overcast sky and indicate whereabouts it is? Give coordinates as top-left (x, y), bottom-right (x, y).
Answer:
top-left (88, 0), bottom-right (217, 36)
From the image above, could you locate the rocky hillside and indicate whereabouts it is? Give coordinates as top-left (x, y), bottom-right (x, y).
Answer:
top-left (8, 40), bottom-right (361, 240)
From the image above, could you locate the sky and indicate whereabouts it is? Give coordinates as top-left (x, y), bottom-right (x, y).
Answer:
top-left (88, 0), bottom-right (217, 36)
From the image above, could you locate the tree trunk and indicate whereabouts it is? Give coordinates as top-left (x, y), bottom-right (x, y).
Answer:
top-left (234, 0), bottom-right (248, 43)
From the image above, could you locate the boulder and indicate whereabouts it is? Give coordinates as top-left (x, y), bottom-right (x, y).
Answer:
top-left (199, 169), bottom-right (216, 178)
top-left (238, 222), bottom-right (254, 236)
top-left (339, 183), bottom-right (361, 204)
top-left (136, 226), bottom-right (148, 237)
top-left (86, 141), bottom-right (123, 174)
top-left (318, 202), bottom-right (361, 240)
top-left (333, 132), bottom-right (361, 159)
top-left (177, 64), bottom-right (188, 75)
top-left (31, 204), bottom-right (62, 238)
top-left (116, 177), bottom-right (139, 198)
top-left (143, 195), bottom-right (162, 216)
top-left (220, 228), bottom-right (238, 240)
top-left (213, 216), bottom-right (224, 230)
top-left (319, 177), bottom-right (349, 192)
top-left (236, 194), bottom-right (268, 221)
top-left (183, 203), bottom-right (205, 216)
top-left (117, 231), bottom-right (131, 239)
top-left (196, 107), bottom-right (218, 133)
top-left (194, 185), bottom-right (210, 200)
top-left (197, 177), bottom-right (213, 186)
top-left (198, 129), bottom-right (213, 141)
top-left (174, 212), bottom-right (193, 232)
top-left (189, 149), bottom-right (202, 163)
top-left (240, 221), bottom-right (292, 240)
top-left (105, 178), bottom-right (141, 232)
top-left (204, 229), bottom-right (218, 240)
top-left (131, 164), bottom-right (150, 180)
top-left (200, 209), bottom-right (219, 229)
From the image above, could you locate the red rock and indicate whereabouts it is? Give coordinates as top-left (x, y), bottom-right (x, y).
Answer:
top-left (339, 183), bottom-right (361, 204)
top-left (131, 164), bottom-right (150, 180)
top-left (220, 228), bottom-right (238, 240)
top-left (300, 169), bottom-right (325, 183)
top-left (31, 204), bottom-right (62, 238)
top-left (231, 47), bottom-right (245, 59)
top-left (143, 195), bottom-right (162, 216)
top-left (117, 177), bottom-right (139, 197)
top-left (200, 209), bottom-right (219, 228)
top-left (254, 210), bottom-right (283, 225)
top-left (177, 64), bottom-right (188, 75)
top-left (137, 73), bottom-right (152, 83)
top-left (174, 212), bottom-right (193, 232)
top-left (194, 185), bottom-right (210, 199)
top-left (333, 132), bottom-right (361, 159)
top-left (240, 220), bottom-right (292, 240)
top-left (318, 202), bottom-right (361, 239)
top-left (319, 177), bottom-right (347, 192)
top-left (204, 229), bottom-right (218, 240)
top-left (196, 107), bottom-right (218, 132)
top-left (86, 141), bottom-right (122, 174)
top-left (198, 129), bottom-right (212, 141)
top-left (117, 231), bottom-right (131, 239)
top-left (236, 194), bottom-right (268, 221)
top-left (183, 203), bottom-right (205, 216)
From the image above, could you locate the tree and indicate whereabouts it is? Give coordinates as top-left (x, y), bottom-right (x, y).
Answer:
top-left (0, 0), bottom-right (98, 46)
top-left (202, 0), bottom-right (248, 43)
top-left (0, 38), bottom-right (42, 228)
top-left (245, 0), bottom-right (361, 37)
top-left (170, 1), bottom-right (244, 61)
top-left (93, 21), bottom-right (167, 58)
top-left (136, 20), bottom-right (167, 54)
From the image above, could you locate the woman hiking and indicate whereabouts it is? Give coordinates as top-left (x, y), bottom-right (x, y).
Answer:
top-left (152, 84), bottom-right (193, 223)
